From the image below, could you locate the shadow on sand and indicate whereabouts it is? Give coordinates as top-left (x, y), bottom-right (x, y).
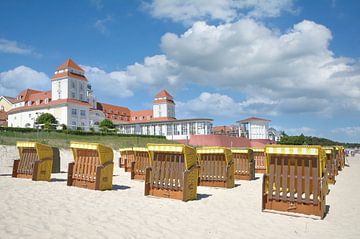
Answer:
top-left (112, 184), bottom-right (131, 191)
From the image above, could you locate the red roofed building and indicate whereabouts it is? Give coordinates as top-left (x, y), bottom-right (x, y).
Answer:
top-left (7, 59), bottom-right (214, 138)
top-left (8, 59), bottom-right (91, 129)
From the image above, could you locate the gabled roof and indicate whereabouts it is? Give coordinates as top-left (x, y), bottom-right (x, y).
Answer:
top-left (0, 96), bottom-right (16, 104)
top-left (55, 58), bottom-right (84, 71)
top-left (155, 89), bottom-right (173, 99)
top-left (13, 89), bottom-right (43, 103)
top-left (238, 117), bottom-right (271, 123)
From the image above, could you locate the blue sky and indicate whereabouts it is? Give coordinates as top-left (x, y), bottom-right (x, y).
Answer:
top-left (0, 0), bottom-right (359, 142)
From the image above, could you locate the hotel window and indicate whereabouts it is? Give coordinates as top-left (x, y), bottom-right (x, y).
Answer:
top-left (146, 115), bottom-right (151, 120)
top-left (45, 98), bottom-right (49, 104)
top-left (27, 101), bottom-right (32, 106)
top-left (72, 121), bottom-right (76, 127)
top-left (181, 123), bottom-right (187, 135)
top-left (167, 125), bottom-right (173, 135)
top-left (80, 93), bottom-right (84, 101)
top-left (71, 92), bottom-right (76, 98)
top-left (190, 122), bottom-right (196, 135)
top-left (72, 109), bottom-right (77, 116)
top-left (132, 116), bottom-right (136, 120)
top-left (80, 83), bottom-right (84, 90)
top-left (80, 110), bottom-right (86, 117)
top-left (71, 81), bottom-right (75, 89)
top-left (36, 99), bottom-right (40, 105)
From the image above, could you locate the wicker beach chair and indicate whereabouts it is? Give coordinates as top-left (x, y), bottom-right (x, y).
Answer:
top-left (67, 142), bottom-right (114, 190)
top-left (119, 148), bottom-right (134, 171)
top-left (335, 146), bottom-right (345, 171)
top-left (145, 144), bottom-right (199, 201)
top-left (129, 147), bottom-right (150, 180)
top-left (262, 145), bottom-right (327, 219)
top-left (12, 141), bottom-right (53, 181)
top-left (196, 147), bottom-right (235, 188)
top-left (252, 147), bottom-right (266, 173)
top-left (231, 148), bottom-right (255, 180)
top-left (323, 146), bottom-right (337, 185)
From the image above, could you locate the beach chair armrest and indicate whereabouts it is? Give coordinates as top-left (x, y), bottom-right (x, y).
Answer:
top-left (12, 159), bottom-right (20, 178)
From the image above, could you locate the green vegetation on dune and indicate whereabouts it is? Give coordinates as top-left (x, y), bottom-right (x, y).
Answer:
top-left (0, 128), bottom-right (171, 149)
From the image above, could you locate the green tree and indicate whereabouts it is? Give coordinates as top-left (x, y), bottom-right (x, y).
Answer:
top-left (35, 113), bottom-right (57, 129)
top-left (99, 119), bottom-right (115, 132)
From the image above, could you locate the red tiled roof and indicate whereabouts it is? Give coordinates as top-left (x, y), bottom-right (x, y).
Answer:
top-left (55, 59), bottom-right (84, 71)
top-left (8, 98), bottom-right (90, 114)
top-left (250, 139), bottom-right (275, 147)
top-left (239, 117), bottom-right (271, 123)
top-left (97, 102), bottom-right (131, 122)
top-left (130, 110), bottom-right (153, 122)
top-left (51, 71), bottom-right (87, 81)
top-left (13, 89), bottom-right (43, 103)
top-left (155, 89), bottom-right (173, 99)
top-left (28, 91), bottom-right (51, 102)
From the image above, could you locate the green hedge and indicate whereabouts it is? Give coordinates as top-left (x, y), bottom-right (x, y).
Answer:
top-left (0, 126), bottom-right (166, 139)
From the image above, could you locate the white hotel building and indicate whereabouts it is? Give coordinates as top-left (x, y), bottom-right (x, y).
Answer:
top-left (7, 59), bottom-right (213, 140)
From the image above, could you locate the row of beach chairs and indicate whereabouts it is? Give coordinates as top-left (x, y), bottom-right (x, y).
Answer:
top-left (11, 141), bottom-right (346, 219)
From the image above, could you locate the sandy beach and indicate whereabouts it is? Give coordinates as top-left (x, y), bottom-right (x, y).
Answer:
top-left (1, 145), bottom-right (359, 239)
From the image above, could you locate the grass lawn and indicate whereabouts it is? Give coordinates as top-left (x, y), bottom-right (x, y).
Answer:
top-left (0, 131), bottom-right (172, 149)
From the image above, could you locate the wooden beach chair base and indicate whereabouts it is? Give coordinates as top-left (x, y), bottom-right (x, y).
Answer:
top-left (255, 168), bottom-right (266, 174)
top-left (199, 180), bottom-right (229, 188)
top-left (262, 199), bottom-right (325, 219)
top-left (234, 174), bottom-right (253, 180)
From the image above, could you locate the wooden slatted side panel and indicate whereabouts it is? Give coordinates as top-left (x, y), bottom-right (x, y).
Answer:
top-left (234, 153), bottom-right (248, 175)
top-left (199, 154), bottom-right (226, 181)
top-left (18, 148), bottom-right (38, 175)
top-left (151, 152), bottom-right (185, 191)
top-left (135, 152), bottom-right (149, 175)
top-left (282, 157), bottom-right (288, 201)
top-left (254, 152), bottom-right (266, 170)
top-left (274, 156), bottom-right (281, 200)
top-left (289, 157), bottom-right (295, 201)
top-left (73, 149), bottom-right (99, 182)
top-left (312, 157), bottom-right (319, 204)
top-left (296, 157), bottom-right (303, 203)
top-left (268, 156), bottom-right (275, 200)
top-left (267, 154), bottom-right (321, 205)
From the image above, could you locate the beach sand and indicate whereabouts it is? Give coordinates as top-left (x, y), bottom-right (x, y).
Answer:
top-left (1, 145), bottom-right (360, 239)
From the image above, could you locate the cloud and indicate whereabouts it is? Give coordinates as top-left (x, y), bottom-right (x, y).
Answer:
top-left (94, 16), bottom-right (113, 34)
top-left (81, 55), bottom-right (180, 99)
top-left (0, 38), bottom-right (34, 55)
top-left (331, 127), bottom-right (360, 137)
top-left (0, 66), bottom-right (49, 96)
top-left (82, 17), bottom-right (360, 117)
top-left (176, 92), bottom-right (277, 118)
top-left (157, 19), bottom-right (360, 115)
top-left (144, 0), bottom-right (296, 24)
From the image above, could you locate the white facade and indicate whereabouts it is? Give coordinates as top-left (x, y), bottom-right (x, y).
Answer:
top-left (153, 98), bottom-right (175, 118)
top-left (8, 103), bottom-right (90, 130)
top-left (238, 119), bottom-right (269, 140)
top-left (118, 119), bottom-right (213, 140)
top-left (52, 77), bottom-right (87, 102)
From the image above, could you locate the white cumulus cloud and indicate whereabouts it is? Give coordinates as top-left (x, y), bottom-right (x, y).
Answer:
top-left (0, 66), bottom-right (49, 96)
top-left (144, 0), bottom-right (296, 24)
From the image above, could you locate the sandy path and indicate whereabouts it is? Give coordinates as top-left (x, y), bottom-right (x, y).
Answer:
top-left (1, 147), bottom-right (360, 239)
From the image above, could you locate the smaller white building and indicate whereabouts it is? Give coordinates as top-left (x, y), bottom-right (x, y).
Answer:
top-left (237, 117), bottom-right (270, 140)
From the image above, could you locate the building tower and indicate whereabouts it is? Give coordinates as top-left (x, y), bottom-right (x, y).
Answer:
top-left (51, 59), bottom-right (88, 102)
top-left (152, 90), bottom-right (176, 119)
